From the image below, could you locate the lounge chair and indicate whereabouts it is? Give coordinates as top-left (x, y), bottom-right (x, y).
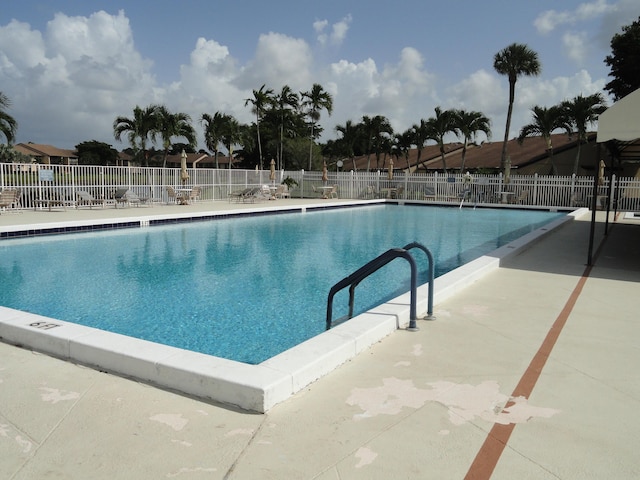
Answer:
top-left (0, 189), bottom-right (21, 213)
top-left (241, 187), bottom-right (266, 203)
top-left (34, 190), bottom-right (73, 211)
top-left (76, 191), bottom-right (105, 209)
top-left (424, 187), bottom-right (436, 201)
top-left (112, 187), bottom-right (131, 208)
top-left (126, 191), bottom-right (151, 207)
top-left (228, 187), bottom-right (253, 203)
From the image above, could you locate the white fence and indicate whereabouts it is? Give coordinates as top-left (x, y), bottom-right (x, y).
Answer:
top-left (2, 162), bottom-right (639, 211)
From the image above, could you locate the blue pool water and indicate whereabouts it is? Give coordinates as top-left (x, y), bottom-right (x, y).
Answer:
top-left (0, 205), bottom-right (564, 364)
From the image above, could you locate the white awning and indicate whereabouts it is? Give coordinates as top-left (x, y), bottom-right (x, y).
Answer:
top-left (597, 88), bottom-right (640, 143)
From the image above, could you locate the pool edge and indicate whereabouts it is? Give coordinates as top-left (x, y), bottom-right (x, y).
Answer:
top-left (0, 205), bottom-right (584, 412)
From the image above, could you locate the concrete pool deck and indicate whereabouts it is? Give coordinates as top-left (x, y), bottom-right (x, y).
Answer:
top-left (1, 199), bottom-right (639, 478)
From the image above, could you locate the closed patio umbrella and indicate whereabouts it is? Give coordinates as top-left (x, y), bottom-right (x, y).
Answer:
top-left (322, 161), bottom-right (328, 184)
top-left (180, 150), bottom-right (189, 185)
top-left (270, 158), bottom-right (276, 184)
top-left (388, 158), bottom-right (394, 180)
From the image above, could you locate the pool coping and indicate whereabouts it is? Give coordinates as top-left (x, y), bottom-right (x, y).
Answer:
top-left (0, 202), bottom-right (585, 412)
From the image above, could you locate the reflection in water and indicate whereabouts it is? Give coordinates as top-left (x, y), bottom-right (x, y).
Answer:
top-left (117, 232), bottom-right (197, 285)
top-left (0, 261), bottom-right (24, 299)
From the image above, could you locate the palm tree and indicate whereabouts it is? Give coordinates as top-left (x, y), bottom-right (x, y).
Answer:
top-left (201, 112), bottom-right (226, 169)
top-left (494, 43), bottom-right (541, 175)
top-left (245, 84), bottom-right (274, 170)
top-left (335, 119), bottom-right (360, 170)
top-left (517, 105), bottom-right (571, 175)
top-left (301, 83), bottom-right (333, 170)
top-left (0, 92), bottom-right (18, 144)
top-left (360, 115), bottom-right (393, 171)
top-left (426, 107), bottom-right (458, 173)
top-left (113, 105), bottom-right (160, 166)
top-left (411, 119), bottom-right (431, 171)
top-left (454, 110), bottom-right (491, 173)
top-left (220, 114), bottom-right (241, 169)
top-left (561, 93), bottom-right (607, 175)
top-left (156, 106), bottom-right (197, 168)
top-left (274, 85), bottom-right (299, 170)
top-left (393, 129), bottom-right (413, 170)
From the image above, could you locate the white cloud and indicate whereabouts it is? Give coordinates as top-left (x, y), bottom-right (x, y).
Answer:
top-left (534, 0), bottom-right (616, 34)
top-left (0, 10), bottom-right (158, 147)
top-left (0, 8), bottom-right (615, 152)
top-left (330, 14), bottom-right (352, 46)
top-left (563, 31), bottom-right (589, 63)
top-left (241, 32), bottom-right (313, 89)
top-left (314, 19), bottom-right (329, 45)
top-left (314, 15), bottom-right (352, 47)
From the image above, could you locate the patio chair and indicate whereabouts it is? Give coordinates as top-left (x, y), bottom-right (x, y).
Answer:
top-left (361, 185), bottom-right (377, 199)
top-left (390, 186), bottom-right (404, 199)
top-left (329, 185), bottom-right (339, 199)
top-left (76, 191), bottom-right (105, 209)
top-left (166, 186), bottom-right (187, 205)
top-left (0, 188), bottom-right (21, 213)
top-left (512, 190), bottom-right (529, 204)
top-left (188, 186), bottom-right (202, 203)
top-left (273, 184), bottom-right (289, 199)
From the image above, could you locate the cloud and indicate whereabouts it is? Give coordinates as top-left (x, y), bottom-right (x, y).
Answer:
top-left (314, 15), bottom-right (352, 46)
top-left (0, 8), bottom-right (614, 152)
top-left (0, 10), bottom-right (157, 147)
top-left (534, 0), bottom-right (616, 34)
top-left (563, 32), bottom-right (589, 63)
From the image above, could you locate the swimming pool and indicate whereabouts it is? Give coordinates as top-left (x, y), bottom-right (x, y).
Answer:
top-left (0, 204), bottom-right (564, 364)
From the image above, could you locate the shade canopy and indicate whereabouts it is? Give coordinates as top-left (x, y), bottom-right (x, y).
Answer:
top-left (597, 88), bottom-right (640, 163)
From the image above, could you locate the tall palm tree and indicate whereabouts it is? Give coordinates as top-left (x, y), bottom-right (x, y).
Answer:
top-left (156, 106), bottom-right (197, 168)
top-left (275, 85), bottom-right (299, 170)
top-left (0, 92), bottom-right (18, 144)
top-left (113, 104), bottom-right (160, 166)
top-left (411, 119), bottom-right (431, 171)
top-left (244, 84), bottom-right (274, 170)
top-left (360, 115), bottom-right (393, 171)
top-left (220, 114), bottom-right (241, 169)
top-left (373, 117), bottom-right (394, 170)
top-left (393, 129), bottom-right (413, 170)
top-left (201, 112), bottom-right (226, 169)
top-left (426, 107), bottom-right (458, 173)
top-left (454, 110), bottom-right (491, 173)
top-left (517, 105), bottom-right (571, 175)
top-left (335, 119), bottom-right (360, 170)
top-left (561, 93), bottom-right (607, 175)
top-left (301, 83), bottom-right (333, 170)
top-left (494, 43), bottom-right (541, 175)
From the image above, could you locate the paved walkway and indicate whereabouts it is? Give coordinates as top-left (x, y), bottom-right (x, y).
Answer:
top-left (1, 201), bottom-right (639, 479)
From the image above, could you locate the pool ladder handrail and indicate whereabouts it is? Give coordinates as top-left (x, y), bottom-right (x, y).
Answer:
top-left (325, 242), bottom-right (435, 331)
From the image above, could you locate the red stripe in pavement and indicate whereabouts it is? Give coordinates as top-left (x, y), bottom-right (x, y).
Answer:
top-left (464, 225), bottom-right (611, 479)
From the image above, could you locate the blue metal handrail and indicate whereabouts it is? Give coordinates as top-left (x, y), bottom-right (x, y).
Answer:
top-left (402, 242), bottom-right (435, 320)
top-left (326, 248), bottom-right (420, 331)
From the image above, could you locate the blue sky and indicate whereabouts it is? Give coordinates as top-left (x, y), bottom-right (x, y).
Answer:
top-left (1, 0), bottom-right (638, 152)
